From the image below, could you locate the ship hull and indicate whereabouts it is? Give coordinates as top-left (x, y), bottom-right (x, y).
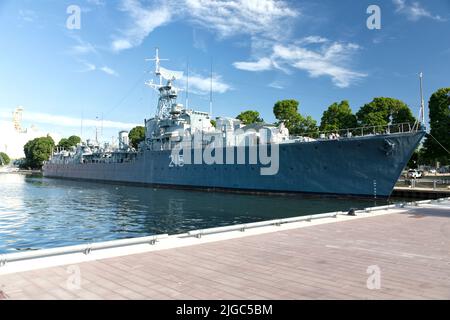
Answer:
top-left (43, 131), bottom-right (425, 198)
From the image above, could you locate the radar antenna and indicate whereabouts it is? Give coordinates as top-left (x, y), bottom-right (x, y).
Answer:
top-left (145, 48), bottom-right (184, 119)
top-left (145, 47), bottom-right (168, 86)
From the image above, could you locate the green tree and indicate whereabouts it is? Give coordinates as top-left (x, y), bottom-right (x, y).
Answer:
top-left (292, 115), bottom-right (318, 135)
top-left (273, 99), bottom-right (318, 135)
top-left (0, 152), bottom-right (10, 166)
top-left (273, 99), bottom-right (299, 131)
top-left (129, 126), bottom-right (145, 149)
top-left (210, 119), bottom-right (216, 128)
top-left (57, 138), bottom-right (69, 149)
top-left (356, 97), bottom-right (416, 127)
top-left (23, 136), bottom-right (55, 169)
top-left (236, 110), bottom-right (263, 125)
top-left (421, 88), bottom-right (450, 165)
top-left (57, 135), bottom-right (81, 150)
top-left (320, 100), bottom-right (357, 131)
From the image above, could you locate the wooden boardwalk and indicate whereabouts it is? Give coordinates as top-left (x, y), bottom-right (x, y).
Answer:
top-left (1, 203), bottom-right (449, 299)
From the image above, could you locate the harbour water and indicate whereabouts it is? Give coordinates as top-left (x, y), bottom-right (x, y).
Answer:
top-left (0, 173), bottom-right (411, 254)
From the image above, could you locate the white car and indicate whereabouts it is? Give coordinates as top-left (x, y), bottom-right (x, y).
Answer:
top-left (407, 169), bottom-right (422, 179)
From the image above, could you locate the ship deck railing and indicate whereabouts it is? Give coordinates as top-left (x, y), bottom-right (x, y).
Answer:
top-left (293, 122), bottom-right (421, 141)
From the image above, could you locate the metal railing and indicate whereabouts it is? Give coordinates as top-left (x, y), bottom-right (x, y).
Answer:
top-left (294, 122), bottom-right (419, 140)
top-left (0, 234), bottom-right (168, 265)
top-left (186, 211), bottom-right (341, 238)
top-left (397, 178), bottom-right (450, 190)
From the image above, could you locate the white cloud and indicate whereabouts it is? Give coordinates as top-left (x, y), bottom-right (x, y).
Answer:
top-left (233, 57), bottom-right (273, 72)
top-left (112, 0), bottom-right (172, 52)
top-left (268, 81), bottom-right (284, 89)
top-left (100, 66), bottom-right (119, 76)
top-left (233, 40), bottom-right (367, 88)
top-left (67, 35), bottom-right (99, 57)
top-left (100, 1), bottom-right (365, 88)
top-left (192, 28), bottom-right (207, 52)
top-left (0, 110), bottom-right (138, 130)
top-left (272, 42), bottom-right (366, 88)
top-left (76, 61), bottom-right (118, 77)
top-left (72, 44), bottom-right (96, 54)
top-left (298, 36), bottom-right (329, 45)
top-left (184, 0), bottom-right (298, 39)
top-left (184, 73), bottom-right (231, 94)
top-left (83, 0), bottom-right (106, 12)
top-left (78, 61), bottom-right (97, 72)
top-left (393, 0), bottom-right (445, 21)
top-left (87, 0), bottom-right (106, 5)
top-left (111, 0), bottom-right (298, 51)
top-left (18, 9), bottom-right (37, 22)
top-left (112, 39), bottom-right (133, 52)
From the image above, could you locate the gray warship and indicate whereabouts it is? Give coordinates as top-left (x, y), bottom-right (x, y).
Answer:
top-left (43, 50), bottom-right (425, 198)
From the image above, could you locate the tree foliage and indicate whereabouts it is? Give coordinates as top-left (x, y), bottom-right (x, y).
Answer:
top-left (273, 99), bottom-right (318, 135)
top-left (0, 152), bottom-right (10, 166)
top-left (407, 149), bottom-right (420, 169)
top-left (356, 97), bottom-right (416, 127)
top-left (236, 110), bottom-right (263, 125)
top-left (320, 100), bottom-right (357, 131)
top-left (129, 126), bottom-right (145, 149)
top-left (292, 115), bottom-right (318, 135)
top-left (23, 136), bottom-right (55, 169)
top-left (273, 99), bottom-right (299, 131)
top-left (57, 135), bottom-right (81, 150)
top-left (421, 88), bottom-right (450, 165)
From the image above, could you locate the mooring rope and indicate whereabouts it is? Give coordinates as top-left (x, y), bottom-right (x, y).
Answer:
top-left (427, 133), bottom-right (450, 155)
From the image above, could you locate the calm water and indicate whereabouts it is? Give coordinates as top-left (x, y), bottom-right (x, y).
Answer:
top-left (0, 173), bottom-right (402, 253)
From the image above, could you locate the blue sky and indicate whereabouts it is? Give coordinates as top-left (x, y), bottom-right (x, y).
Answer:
top-left (0, 0), bottom-right (449, 143)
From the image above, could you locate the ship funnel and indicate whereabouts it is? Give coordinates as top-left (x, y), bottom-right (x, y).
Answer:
top-left (119, 131), bottom-right (129, 149)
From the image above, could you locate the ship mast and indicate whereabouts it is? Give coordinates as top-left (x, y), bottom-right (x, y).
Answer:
top-left (145, 47), bottom-right (167, 86)
top-left (419, 72), bottom-right (425, 127)
top-left (185, 59), bottom-right (189, 109)
top-left (145, 48), bottom-right (183, 119)
top-left (209, 58), bottom-right (213, 117)
top-left (95, 116), bottom-right (99, 144)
